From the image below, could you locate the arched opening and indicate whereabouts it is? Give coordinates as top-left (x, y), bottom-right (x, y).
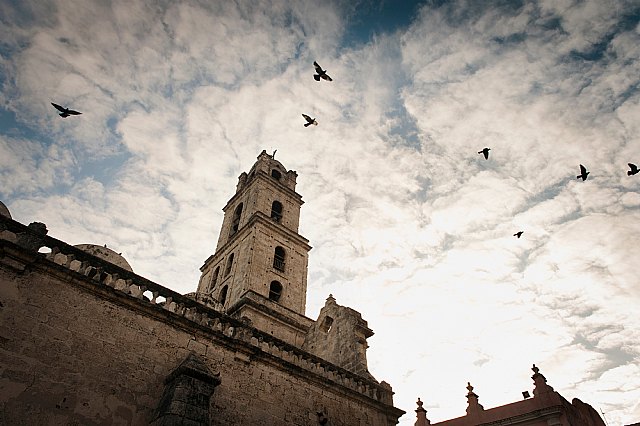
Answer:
top-left (271, 169), bottom-right (281, 180)
top-left (320, 316), bottom-right (334, 333)
top-left (271, 200), bottom-right (283, 222)
top-left (269, 281), bottom-right (282, 302)
top-left (209, 266), bottom-right (220, 292)
top-left (225, 253), bottom-right (234, 276)
top-left (273, 246), bottom-right (285, 272)
top-left (219, 285), bottom-right (228, 306)
top-left (230, 203), bottom-right (243, 237)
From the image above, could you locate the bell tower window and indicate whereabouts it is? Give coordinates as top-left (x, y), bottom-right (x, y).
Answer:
top-left (269, 281), bottom-right (282, 302)
top-left (271, 200), bottom-right (283, 222)
top-left (209, 266), bottom-right (220, 292)
top-left (273, 246), bottom-right (285, 272)
top-left (271, 169), bottom-right (281, 180)
top-left (219, 285), bottom-right (228, 306)
top-left (225, 253), bottom-right (234, 276)
top-left (230, 203), bottom-right (243, 237)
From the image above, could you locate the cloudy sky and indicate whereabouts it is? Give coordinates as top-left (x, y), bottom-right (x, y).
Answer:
top-left (1, 0), bottom-right (639, 423)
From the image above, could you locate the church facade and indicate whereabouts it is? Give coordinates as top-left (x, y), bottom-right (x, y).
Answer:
top-left (0, 151), bottom-right (404, 425)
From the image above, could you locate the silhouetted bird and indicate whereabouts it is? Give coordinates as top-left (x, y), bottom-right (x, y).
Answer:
top-left (514, 231), bottom-right (524, 238)
top-left (628, 163), bottom-right (639, 176)
top-left (313, 61), bottom-right (333, 82)
top-left (302, 114), bottom-right (318, 127)
top-left (577, 164), bottom-right (589, 181)
top-left (51, 102), bottom-right (82, 118)
top-left (478, 147), bottom-right (490, 159)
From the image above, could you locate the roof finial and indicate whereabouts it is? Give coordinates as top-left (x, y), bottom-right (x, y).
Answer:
top-left (465, 382), bottom-right (484, 415)
top-left (414, 398), bottom-right (430, 426)
top-left (531, 363), bottom-right (554, 396)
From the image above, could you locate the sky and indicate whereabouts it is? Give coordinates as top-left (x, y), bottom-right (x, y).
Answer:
top-left (1, 0), bottom-right (639, 424)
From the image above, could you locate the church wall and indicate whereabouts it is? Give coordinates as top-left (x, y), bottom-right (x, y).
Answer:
top-left (0, 240), bottom-right (401, 426)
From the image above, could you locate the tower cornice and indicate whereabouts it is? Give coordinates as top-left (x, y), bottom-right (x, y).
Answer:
top-left (222, 170), bottom-right (304, 214)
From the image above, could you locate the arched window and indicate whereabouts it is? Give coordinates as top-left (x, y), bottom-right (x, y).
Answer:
top-left (269, 281), bottom-right (282, 302)
top-left (271, 169), bottom-right (281, 180)
top-left (219, 285), bottom-right (228, 306)
top-left (209, 266), bottom-right (220, 292)
top-left (273, 246), bottom-right (285, 272)
top-left (271, 200), bottom-right (283, 222)
top-left (230, 203), bottom-right (243, 237)
top-left (225, 253), bottom-right (234, 276)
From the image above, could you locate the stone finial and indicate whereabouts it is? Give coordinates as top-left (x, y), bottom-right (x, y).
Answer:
top-left (414, 398), bottom-right (431, 426)
top-left (465, 382), bottom-right (484, 415)
top-left (325, 294), bottom-right (336, 305)
top-left (531, 364), bottom-right (554, 396)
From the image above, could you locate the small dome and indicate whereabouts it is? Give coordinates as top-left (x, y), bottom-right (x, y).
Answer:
top-left (0, 201), bottom-right (11, 219)
top-left (74, 244), bottom-right (133, 272)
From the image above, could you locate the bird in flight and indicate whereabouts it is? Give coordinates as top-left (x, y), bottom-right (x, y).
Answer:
top-left (302, 114), bottom-right (318, 127)
top-left (51, 102), bottom-right (82, 118)
top-left (313, 61), bottom-right (333, 82)
top-left (577, 164), bottom-right (589, 181)
top-left (478, 147), bottom-right (490, 159)
top-left (513, 231), bottom-right (524, 238)
top-left (628, 163), bottom-right (639, 176)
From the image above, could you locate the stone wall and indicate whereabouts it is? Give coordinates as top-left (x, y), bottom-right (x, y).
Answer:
top-left (303, 295), bottom-right (375, 380)
top-left (0, 216), bottom-right (404, 425)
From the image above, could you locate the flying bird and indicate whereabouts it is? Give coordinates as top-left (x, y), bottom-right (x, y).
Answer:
top-left (302, 114), bottom-right (318, 127)
top-left (513, 231), bottom-right (524, 238)
top-left (313, 61), bottom-right (333, 82)
top-left (628, 163), bottom-right (639, 176)
top-left (51, 102), bottom-right (82, 118)
top-left (478, 147), bottom-right (490, 160)
top-left (577, 164), bottom-right (589, 181)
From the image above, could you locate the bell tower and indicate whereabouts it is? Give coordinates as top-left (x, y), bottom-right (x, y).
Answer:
top-left (197, 150), bottom-right (314, 345)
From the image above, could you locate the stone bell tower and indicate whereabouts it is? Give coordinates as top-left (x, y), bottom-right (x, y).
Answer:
top-left (197, 150), bottom-right (313, 346)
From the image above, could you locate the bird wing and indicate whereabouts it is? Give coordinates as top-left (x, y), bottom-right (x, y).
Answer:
top-left (51, 102), bottom-right (66, 112)
top-left (580, 164), bottom-right (587, 174)
top-left (313, 61), bottom-right (322, 72)
top-left (629, 163), bottom-right (638, 171)
top-left (322, 75), bottom-right (333, 82)
top-left (66, 109), bottom-right (82, 115)
top-left (302, 114), bottom-right (312, 122)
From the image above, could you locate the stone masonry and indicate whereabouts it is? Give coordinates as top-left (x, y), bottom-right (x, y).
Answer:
top-left (0, 216), bottom-right (404, 425)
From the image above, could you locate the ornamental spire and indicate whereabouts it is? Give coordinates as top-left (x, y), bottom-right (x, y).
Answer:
top-left (465, 382), bottom-right (484, 415)
top-left (414, 398), bottom-right (431, 426)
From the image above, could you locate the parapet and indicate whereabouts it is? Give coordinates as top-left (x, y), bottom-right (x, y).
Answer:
top-left (0, 214), bottom-right (399, 413)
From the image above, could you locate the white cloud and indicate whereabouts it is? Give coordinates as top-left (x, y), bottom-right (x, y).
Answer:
top-left (2, 1), bottom-right (639, 425)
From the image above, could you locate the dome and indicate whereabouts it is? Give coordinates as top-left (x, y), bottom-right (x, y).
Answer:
top-left (74, 244), bottom-right (133, 272)
top-left (0, 201), bottom-right (11, 219)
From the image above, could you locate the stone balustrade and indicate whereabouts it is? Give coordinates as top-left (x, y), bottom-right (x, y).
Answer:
top-left (0, 215), bottom-right (394, 406)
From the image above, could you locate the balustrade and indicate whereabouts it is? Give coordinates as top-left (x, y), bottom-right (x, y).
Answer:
top-left (0, 215), bottom-right (392, 404)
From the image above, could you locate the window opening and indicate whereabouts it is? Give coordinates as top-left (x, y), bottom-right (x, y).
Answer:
top-left (225, 253), bottom-right (234, 276)
top-left (271, 169), bottom-right (281, 180)
top-left (219, 285), bottom-right (228, 306)
top-left (271, 200), bottom-right (283, 222)
top-left (209, 266), bottom-right (220, 292)
top-left (273, 246), bottom-right (285, 272)
top-left (269, 281), bottom-right (282, 302)
top-left (320, 316), bottom-right (334, 333)
top-left (230, 203), bottom-right (243, 237)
